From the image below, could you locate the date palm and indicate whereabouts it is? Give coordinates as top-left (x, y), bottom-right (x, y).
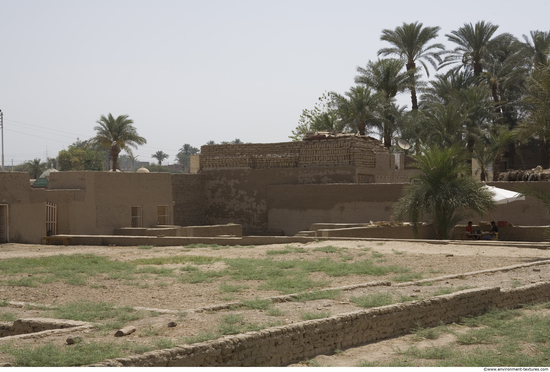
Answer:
top-left (90, 114), bottom-right (147, 171)
top-left (330, 85), bottom-right (380, 136)
top-left (522, 30), bottom-right (550, 68)
top-left (151, 150), bottom-right (169, 166)
top-left (378, 22), bottom-right (445, 110)
top-left (355, 59), bottom-right (414, 147)
top-left (393, 146), bottom-right (495, 239)
top-left (442, 21), bottom-right (500, 76)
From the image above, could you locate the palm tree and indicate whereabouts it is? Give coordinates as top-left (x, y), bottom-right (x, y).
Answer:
top-left (24, 158), bottom-right (47, 179)
top-left (378, 22), bottom-right (445, 110)
top-left (522, 30), bottom-right (550, 68)
top-left (355, 59), bottom-right (414, 147)
top-left (330, 86), bottom-right (380, 136)
top-left (90, 114), bottom-right (146, 171)
top-left (442, 21), bottom-right (500, 76)
top-left (393, 146), bottom-right (495, 239)
top-left (151, 150), bottom-right (169, 166)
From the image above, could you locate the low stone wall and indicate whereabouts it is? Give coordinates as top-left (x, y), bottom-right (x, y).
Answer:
top-left (0, 318), bottom-right (90, 338)
top-left (92, 281), bottom-right (550, 367)
top-left (113, 224), bottom-right (243, 238)
top-left (315, 225), bottom-right (437, 240)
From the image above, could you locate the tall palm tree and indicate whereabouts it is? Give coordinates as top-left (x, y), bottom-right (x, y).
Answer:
top-left (393, 146), bottom-right (495, 239)
top-left (442, 21), bottom-right (500, 76)
top-left (522, 30), bottom-right (550, 68)
top-left (355, 59), bottom-right (414, 147)
top-left (330, 85), bottom-right (380, 136)
top-left (90, 114), bottom-right (147, 171)
top-left (378, 22), bottom-right (445, 110)
top-left (151, 150), bottom-right (169, 166)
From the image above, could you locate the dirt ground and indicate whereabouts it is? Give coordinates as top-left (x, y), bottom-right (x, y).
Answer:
top-left (1, 239), bottom-right (550, 367)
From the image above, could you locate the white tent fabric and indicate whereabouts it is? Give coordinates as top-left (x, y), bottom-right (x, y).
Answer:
top-left (483, 185), bottom-right (525, 205)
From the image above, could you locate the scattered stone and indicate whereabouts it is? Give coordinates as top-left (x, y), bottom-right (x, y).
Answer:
top-left (66, 336), bottom-right (82, 345)
top-left (413, 289), bottom-right (421, 292)
top-left (115, 326), bottom-right (136, 337)
top-left (445, 254), bottom-right (454, 257)
top-left (533, 268), bottom-right (541, 272)
top-left (167, 322), bottom-right (177, 328)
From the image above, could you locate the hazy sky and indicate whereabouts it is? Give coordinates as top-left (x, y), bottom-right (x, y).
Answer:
top-left (1, 0), bottom-right (549, 166)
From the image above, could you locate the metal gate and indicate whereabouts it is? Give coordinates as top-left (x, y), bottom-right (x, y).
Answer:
top-left (0, 204), bottom-right (8, 243)
top-left (46, 202), bottom-right (57, 236)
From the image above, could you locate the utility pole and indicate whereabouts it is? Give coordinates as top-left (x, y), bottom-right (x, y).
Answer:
top-left (0, 110), bottom-right (4, 171)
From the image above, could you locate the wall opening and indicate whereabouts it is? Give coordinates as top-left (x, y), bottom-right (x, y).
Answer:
top-left (131, 206), bottom-right (143, 227)
top-left (157, 205), bottom-right (170, 225)
top-left (0, 204), bottom-right (8, 243)
top-left (45, 202), bottom-right (57, 236)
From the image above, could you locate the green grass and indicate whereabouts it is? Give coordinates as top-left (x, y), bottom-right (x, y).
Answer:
top-left (313, 245), bottom-right (341, 253)
top-left (300, 311), bottom-right (331, 320)
top-left (0, 311), bottom-right (17, 322)
top-left (183, 331), bottom-right (221, 344)
top-left (267, 245), bottom-right (306, 255)
top-left (132, 255), bottom-right (218, 266)
top-left (219, 283), bottom-right (249, 293)
top-left (351, 292), bottom-right (396, 308)
top-left (45, 301), bottom-right (146, 329)
top-left (391, 272), bottom-right (423, 282)
top-left (0, 341), bottom-right (153, 367)
top-left (0, 299), bottom-right (8, 307)
top-left (239, 297), bottom-right (272, 310)
top-left (266, 308), bottom-right (284, 316)
top-left (137, 245), bottom-right (153, 250)
top-left (292, 289), bottom-right (342, 302)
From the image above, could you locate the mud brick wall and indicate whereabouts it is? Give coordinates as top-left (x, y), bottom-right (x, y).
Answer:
top-left (199, 138), bottom-right (388, 170)
top-left (92, 282), bottom-right (550, 367)
top-left (171, 174), bottom-right (205, 227)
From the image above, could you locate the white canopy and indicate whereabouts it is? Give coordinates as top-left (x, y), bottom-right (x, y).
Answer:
top-left (483, 185), bottom-right (525, 205)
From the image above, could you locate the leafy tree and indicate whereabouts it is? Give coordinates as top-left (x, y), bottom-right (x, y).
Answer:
top-left (151, 150), bottom-right (169, 166)
top-left (145, 163), bottom-right (170, 172)
top-left (393, 146), bottom-right (495, 239)
top-left (522, 30), bottom-right (550, 68)
top-left (89, 114), bottom-right (146, 171)
top-left (175, 144), bottom-right (200, 172)
top-left (290, 92), bottom-right (342, 141)
top-left (58, 145), bottom-right (104, 171)
top-left (378, 21), bottom-right (445, 110)
top-left (205, 140), bottom-right (216, 145)
top-left (22, 158), bottom-right (47, 179)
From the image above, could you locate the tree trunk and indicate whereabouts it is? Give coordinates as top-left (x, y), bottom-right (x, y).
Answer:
top-left (493, 151), bottom-right (502, 181)
top-left (110, 146), bottom-right (121, 171)
top-left (406, 61), bottom-right (418, 110)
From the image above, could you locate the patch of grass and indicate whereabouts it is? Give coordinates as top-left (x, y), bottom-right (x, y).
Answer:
top-left (371, 251), bottom-right (384, 258)
top-left (152, 338), bottom-right (178, 349)
top-left (0, 311), bottom-right (17, 322)
top-left (266, 308), bottom-right (284, 316)
top-left (400, 345), bottom-right (456, 360)
top-left (240, 297), bottom-right (272, 310)
top-left (139, 323), bottom-right (162, 337)
top-left (391, 272), bottom-right (423, 282)
top-left (182, 244), bottom-right (222, 249)
top-left (267, 245), bottom-right (306, 255)
top-left (0, 341), bottom-right (153, 367)
top-left (133, 255), bottom-right (218, 266)
top-left (313, 245), bottom-right (340, 254)
top-left (351, 292), bottom-right (395, 308)
top-left (431, 287), bottom-right (455, 296)
top-left (183, 331), bottom-right (221, 344)
top-left (0, 300), bottom-right (8, 307)
top-left (511, 278), bottom-right (522, 288)
top-left (48, 301), bottom-right (144, 325)
top-left (292, 289), bottom-right (342, 302)
top-left (392, 249), bottom-right (405, 255)
top-left (301, 358), bottom-right (320, 367)
top-left (137, 245), bottom-right (153, 250)
top-left (178, 269), bottom-right (226, 284)
top-left (258, 273), bottom-right (330, 294)
top-left (219, 283), bottom-right (249, 293)
top-left (300, 311), bottom-right (331, 320)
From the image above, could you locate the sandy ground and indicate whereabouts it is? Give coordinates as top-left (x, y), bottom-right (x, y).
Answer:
top-left (1, 239), bottom-right (550, 366)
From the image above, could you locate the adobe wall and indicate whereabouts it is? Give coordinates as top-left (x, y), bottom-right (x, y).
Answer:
top-left (171, 174), bottom-right (205, 227)
top-left (267, 182), bottom-right (550, 236)
top-left (199, 137), bottom-right (388, 170)
top-left (92, 279), bottom-right (550, 367)
top-left (200, 167), bottom-right (357, 233)
top-left (0, 173), bottom-right (45, 243)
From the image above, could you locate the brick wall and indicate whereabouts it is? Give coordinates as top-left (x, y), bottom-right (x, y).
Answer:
top-left (171, 174), bottom-right (205, 227)
top-left (199, 137), bottom-right (388, 170)
top-left (92, 280), bottom-right (550, 367)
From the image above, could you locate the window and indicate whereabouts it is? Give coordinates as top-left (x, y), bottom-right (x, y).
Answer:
top-left (131, 206), bottom-right (142, 227)
top-left (157, 205), bottom-right (170, 225)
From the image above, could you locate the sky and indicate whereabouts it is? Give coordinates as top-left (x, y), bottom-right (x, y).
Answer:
top-left (1, 0), bottom-right (549, 167)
